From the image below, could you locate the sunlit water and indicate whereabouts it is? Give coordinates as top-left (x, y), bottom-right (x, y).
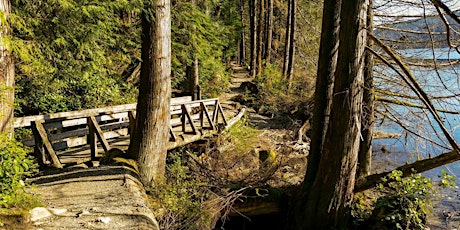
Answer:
top-left (372, 48), bottom-right (460, 227)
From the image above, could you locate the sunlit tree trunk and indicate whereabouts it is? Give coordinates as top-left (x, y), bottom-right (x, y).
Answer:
top-left (238, 0), bottom-right (245, 65)
top-left (256, 0), bottom-right (264, 76)
top-left (0, 0), bottom-right (14, 135)
top-left (282, 0), bottom-right (291, 79)
top-left (249, 0), bottom-right (257, 78)
top-left (264, 0), bottom-right (273, 64)
top-left (358, 0), bottom-right (374, 179)
top-left (295, 0), bottom-right (368, 228)
top-left (129, 0), bottom-right (171, 186)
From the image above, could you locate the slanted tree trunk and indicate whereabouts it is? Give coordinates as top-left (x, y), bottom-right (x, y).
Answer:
top-left (0, 0), bottom-right (14, 135)
top-left (263, 0), bottom-right (273, 64)
top-left (128, 0), bottom-right (171, 186)
top-left (249, 0), bottom-right (257, 78)
top-left (295, 0), bottom-right (368, 228)
top-left (358, 0), bottom-right (374, 179)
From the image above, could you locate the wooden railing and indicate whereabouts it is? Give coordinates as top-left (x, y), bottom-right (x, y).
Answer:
top-left (14, 96), bottom-right (228, 168)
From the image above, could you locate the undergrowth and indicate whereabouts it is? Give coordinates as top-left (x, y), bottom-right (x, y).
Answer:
top-left (353, 170), bottom-right (445, 230)
top-left (0, 133), bottom-right (40, 227)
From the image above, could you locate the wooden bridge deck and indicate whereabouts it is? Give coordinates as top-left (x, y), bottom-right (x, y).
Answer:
top-left (14, 96), bottom-right (243, 168)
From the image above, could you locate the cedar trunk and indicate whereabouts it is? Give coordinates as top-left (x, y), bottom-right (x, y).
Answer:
top-left (256, 0), bottom-right (264, 76)
top-left (358, 0), bottom-right (374, 179)
top-left (282, 0), bottom-right (291, 78)
top-left (296, 0), bottom-right (368, 228)
top-left (286, 0), bottom-right (296, 91)
top-left (249, 0), bottom-right (257, 78)
top-left (0, 0), bottom-right (14, 134)
top-left (238, 0), bottom-right (246, 65)
top-left (129, 0), bottom-right (172, 186)
top-left (264, 0), bottom-right (273, 63)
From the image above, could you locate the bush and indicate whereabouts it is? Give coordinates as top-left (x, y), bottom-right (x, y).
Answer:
top-left (0, 133), bottom-right (38, 209)
top-left (366, 171), bottom-right (433, 230)
top-left (148, 153), bottom-right (212, 230)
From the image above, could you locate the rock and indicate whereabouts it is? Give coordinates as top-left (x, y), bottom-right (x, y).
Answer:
top-left (76, 210), bottom-right (90, 218)
top-left (97, 217), bottom-right (111, 224)
top-left (48, 208), bottom-right (67, 215)
top-left (30, 207), bottom-right (52, 222)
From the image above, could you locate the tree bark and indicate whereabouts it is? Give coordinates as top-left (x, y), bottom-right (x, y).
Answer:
top-left (296, 0), bottom-right (368, 228)
top-left (297, 0), bottom-right (341, 218)
top-left (263, 0), bottom-right (273, 64)
top-left (357, 0), bottom-right (374, 179)
top-left (0, 0), bottom-right (14, 135)
top-left (187, 57), bottom-right (199, 100)
top-left (286, 0), bottom-right (296, 92)
top-left (256, 0), bottom-right (264, 76)
top-left (238, 0), bottom-right (245, 65)
top-left (282, 0), bottom-right (291, 79)
top-left (128, 0), bottom-right (171, 186)
top-left (249, 0), bottom-right (257, 78)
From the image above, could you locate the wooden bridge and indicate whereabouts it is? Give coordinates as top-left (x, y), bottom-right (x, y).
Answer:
top-left (14, 96), bottom-right (242, 169)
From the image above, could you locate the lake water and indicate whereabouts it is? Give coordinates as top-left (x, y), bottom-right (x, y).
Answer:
top-left (372, 48), bottom-right (460, 227)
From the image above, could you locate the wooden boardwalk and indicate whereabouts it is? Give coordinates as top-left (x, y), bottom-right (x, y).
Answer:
top-left (14, 96), bottom-right (242, 168)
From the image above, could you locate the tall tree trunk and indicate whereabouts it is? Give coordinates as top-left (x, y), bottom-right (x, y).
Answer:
top-left (249, 0), bottom-right (257, 78)
top-left (296, 0), bottom-right (368, 228)
top-left (256, 0), bottom-right (264, 76)
top-left (187, 57), bottom-right (199, 100)
top-left (0, 0), bottom-right (14, 135)
top-left (358, 0), bottom-right (374, 179)
top-left (264, 0), bottom-right (273, 64)
top-left (282, 0), bottom-right (291, 78)
top-left (128, 0), bottom-right (171, 186)
top-left (238, 0), bottom-right (246, 65)
top-left (286, 0), bottom-right (296, 91)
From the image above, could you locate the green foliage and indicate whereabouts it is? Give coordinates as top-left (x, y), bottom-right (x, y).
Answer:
top-left (0, 133), bottom-right (38, 209)
top-left (438, 169), bottom-right (456, 189)
top-left (225, 118), bottom-right (260, 154)
top-left (171, 2), bottom-right (230, 97)
top-left (149, 153), bottom-right (211, 230)
top-left (10, 0), bottom-right (141, 115)
top-left (369, 170), bottom-right (433, 230)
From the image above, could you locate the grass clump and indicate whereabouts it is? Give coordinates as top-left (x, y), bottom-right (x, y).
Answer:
top-left (224, 119), bottom-right (260, 154)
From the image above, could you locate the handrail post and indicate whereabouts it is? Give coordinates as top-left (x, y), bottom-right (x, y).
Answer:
top-left (87, 117), bottom-right (98, 161)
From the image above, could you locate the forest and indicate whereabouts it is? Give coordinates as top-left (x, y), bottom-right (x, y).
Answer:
top-left (2, 0), bottom-right (460, 229)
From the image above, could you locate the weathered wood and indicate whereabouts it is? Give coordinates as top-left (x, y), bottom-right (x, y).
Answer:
top-left (32, 121), bottom-right (62, 168)
top-left (87, 117), bottom-right (98, 160)
top-left (14, 96), bottom-right (192, 128)
top-left (128, 111), bottom-right (136, 135)
top-left (181, 104), bottom-right (197, 134)
top-left (31, 121), bottom-right (48, 167)
top-left (200, 102), bottom-right (215, 130)
top-left (169, 127), bottom-right (176, 141)
top-left (88, 116), bottom-right (111, 153)
top-left (225, 108), bottom-right (246, 130)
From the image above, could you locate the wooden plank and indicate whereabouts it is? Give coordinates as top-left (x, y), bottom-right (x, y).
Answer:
top-left (88, 116), bottom-right (111, 153)
top-left (169, 127), bottom-right (176, 141)
top-left (52, 129), bottom-right (128, 151)
top-left (31, 122), bottom-right (48, 167)
top-left (128, 111), bottom-right (136, 135)
top-left (200, 102), bottom-right (215, 130)
top-left (44, 112), bottom-right (129, 130)
top-left (14, 96), bottom-right (193, 128)
top-left (32, 121), bottom-right (62, 168)
top-left (87, 117), bottom-right (97, 160)
top-left (216, 101), bottom-right (228, 126)
top-left (181, 104), bottom-right (197, 134)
